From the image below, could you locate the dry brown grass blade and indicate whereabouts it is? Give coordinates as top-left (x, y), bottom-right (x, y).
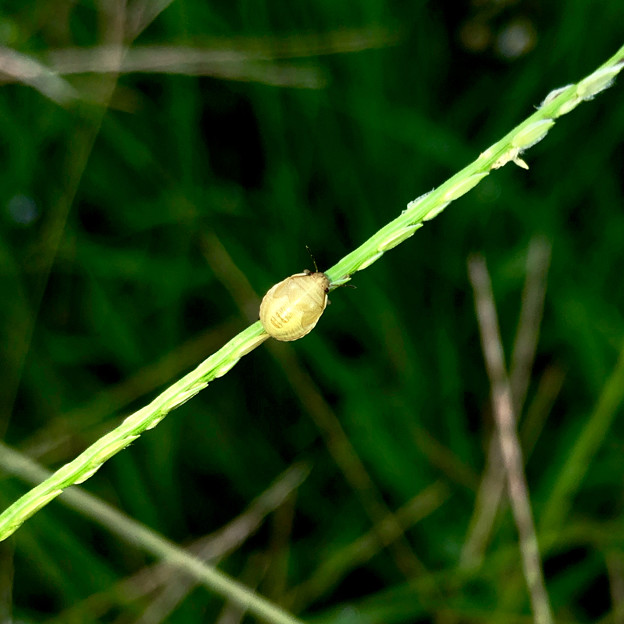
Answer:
top-left (0, 46), bottom-right (78, 104)
top-left (461, 239), bottom-right (551, 569)
top-left (468, 254), bottom-right (553, 624)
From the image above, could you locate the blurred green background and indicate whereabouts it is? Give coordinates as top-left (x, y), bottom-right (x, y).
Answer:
top-left (1, 1), bottom-right (624, 622)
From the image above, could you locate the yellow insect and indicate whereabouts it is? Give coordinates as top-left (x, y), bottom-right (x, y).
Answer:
top-left (259, 270), bottom-right (330, 341)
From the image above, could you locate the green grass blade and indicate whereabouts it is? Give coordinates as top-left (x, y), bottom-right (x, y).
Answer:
top-left (1, 42), bottom-right (623, 550)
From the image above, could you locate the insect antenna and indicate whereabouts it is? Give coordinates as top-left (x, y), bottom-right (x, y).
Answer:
top-left (305, 245), bottom-right (319, 273)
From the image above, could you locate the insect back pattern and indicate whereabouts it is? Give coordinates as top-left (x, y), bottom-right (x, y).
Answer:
top-left (259, 270), bottom-right (330, 341)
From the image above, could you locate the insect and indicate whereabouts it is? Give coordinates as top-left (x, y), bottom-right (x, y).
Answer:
top-left (259, 270), bottom-right (330, 341)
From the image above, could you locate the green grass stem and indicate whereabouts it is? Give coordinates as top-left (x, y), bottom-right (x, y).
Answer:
top-left (0, 441), bottom-right (308, 624)
top-left (1, 42), bottom-right (622, 563)
top-left (539, 339), bottom-right (624, 533)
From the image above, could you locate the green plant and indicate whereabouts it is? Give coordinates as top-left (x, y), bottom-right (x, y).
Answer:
top-left (2, 43), bottom-right (622, 545)
top-left (0, 39), bottom-right (622, 624)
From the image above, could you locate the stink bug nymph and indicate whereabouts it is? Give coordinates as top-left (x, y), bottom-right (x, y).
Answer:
top-left (259, 270), bottom-right (330, 341)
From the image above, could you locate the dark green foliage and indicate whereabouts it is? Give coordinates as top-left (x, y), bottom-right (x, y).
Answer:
top-left (1, 1), bottom-right (623, 622)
